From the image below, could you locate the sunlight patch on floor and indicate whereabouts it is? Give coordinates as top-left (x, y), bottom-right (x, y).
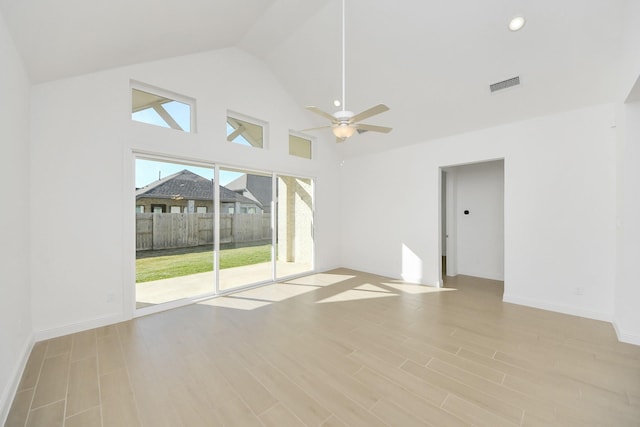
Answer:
top-left (284, 273), bottom-right (356, 287)
top-left (316, 283), bottom-right (396, 304)
top-left (197, 277), bottom-right (330, 310)
top-left (230, 282), bottom-right (321, 302)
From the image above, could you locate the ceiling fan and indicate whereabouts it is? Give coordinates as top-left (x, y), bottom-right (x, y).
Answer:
top-left (302, 0), bottom-right (392, 143)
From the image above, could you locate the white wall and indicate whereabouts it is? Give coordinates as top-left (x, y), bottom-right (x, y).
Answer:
top-left (0, 11), bottom-right (33, 422)
top-left (448, 161), bottom-right (504, 281)
top-left (615, 93), bottom-right (640, 344)
top-left (340, 103), bottom-right (616, 321)
top-left (612, 1), bottom-right (640, 345)
top-left (29, 47), bottom-right (342, 338)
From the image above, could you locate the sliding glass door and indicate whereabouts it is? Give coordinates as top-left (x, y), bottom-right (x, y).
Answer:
top-left (276, 175), bottom-right (314, 279)
top-left (218, 168), bottom-right (273, 292)
top-left (135, 158), bottom-right (215, 309)
top-left (134, 156), bottom-right (314, 310)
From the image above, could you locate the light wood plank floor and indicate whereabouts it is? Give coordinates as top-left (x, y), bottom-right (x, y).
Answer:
top-left (5, 269), bottom-right (640, 426)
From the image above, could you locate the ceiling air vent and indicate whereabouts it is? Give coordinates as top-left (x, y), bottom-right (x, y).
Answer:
top-left (490, 76), bottom-right (520, 93)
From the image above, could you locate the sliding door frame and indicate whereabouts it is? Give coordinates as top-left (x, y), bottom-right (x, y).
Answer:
top-left (133, 152), bottom-right (218, 318)
top-left (131, 150), bottom-right (316, 317)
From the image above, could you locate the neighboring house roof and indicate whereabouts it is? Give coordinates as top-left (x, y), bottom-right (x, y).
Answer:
top-left (136, 169), bottom-right (259, 206)
top-left (225, 174), bottom-right (272, 211)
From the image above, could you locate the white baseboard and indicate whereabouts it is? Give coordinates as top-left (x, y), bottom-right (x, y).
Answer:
top-left (502, 294), bottom-right (613, 323)
top-left (613, 321), bottom-right (640, 346)
top-left (400, 274), bottom-right (430, 286)
top-left (0, 333), bottom-right (34, 426)
top-left (34, 313), bottom-right (127, 342)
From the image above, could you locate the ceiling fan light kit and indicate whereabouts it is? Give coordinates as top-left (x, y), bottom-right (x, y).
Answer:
top-left (333, 122), bottom-right (356, 139)
top-left (302, 0), bottom-right (391, 143)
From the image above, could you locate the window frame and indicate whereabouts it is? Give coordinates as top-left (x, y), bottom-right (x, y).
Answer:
top-left (288, 130), bottom-right (314, 159)
top-left (151, 204), bottom-right (166, 213)
top-left (130, 81), bottom-right (197, 133)
top-left (226, 110), bottom-right (269, 149)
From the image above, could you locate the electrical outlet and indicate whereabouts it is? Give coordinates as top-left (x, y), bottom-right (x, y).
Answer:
top-left (574, 287), bottom-right (584, 296)
top-left (107, 292), bottom-right (115, 303)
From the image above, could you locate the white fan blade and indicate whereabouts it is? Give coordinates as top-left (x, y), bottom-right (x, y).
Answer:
top-left (350, 104), bottom-right (389, 124)
top-left (300, 125), bottom-right (332, 132)
top-left (354, 123), bottom-right (392, 133)
top-left (305, 106), bottom-right (337, 122)
top-left (226, 124), bottom-right (246, 141)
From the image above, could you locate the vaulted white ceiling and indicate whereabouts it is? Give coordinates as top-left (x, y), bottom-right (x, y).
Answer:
top-left (0, 0), bottom-right (636, 157)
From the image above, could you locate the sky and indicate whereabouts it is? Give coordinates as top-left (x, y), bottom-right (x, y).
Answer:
top-left (132, 98), bottom-right (252, 188)
top-left (132, 98), bottom-right (191, 132)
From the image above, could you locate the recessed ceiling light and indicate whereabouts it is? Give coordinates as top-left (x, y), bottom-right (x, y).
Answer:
top-left (509, 16), bottom-right (526, 32)
top-left (333, 99), bottom-right (341, 107)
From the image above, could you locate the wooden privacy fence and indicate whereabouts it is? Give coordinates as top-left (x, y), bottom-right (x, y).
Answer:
top-left (136, 213), bottom-right (271, 251)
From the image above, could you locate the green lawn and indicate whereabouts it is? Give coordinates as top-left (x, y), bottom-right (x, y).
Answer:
top-left (136, 244), bottom-right (271, 283)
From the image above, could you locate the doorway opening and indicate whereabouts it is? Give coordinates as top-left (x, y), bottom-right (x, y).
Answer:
top-left (440, 160), bottom-right (504, 286)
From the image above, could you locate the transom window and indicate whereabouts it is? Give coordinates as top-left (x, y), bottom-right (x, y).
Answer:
top-left (227, 112), bottom-right (266, 149)
top-left (131, 83), bottom-right (195, 133)
top-left (289, 133), bottom-right (312, 159)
